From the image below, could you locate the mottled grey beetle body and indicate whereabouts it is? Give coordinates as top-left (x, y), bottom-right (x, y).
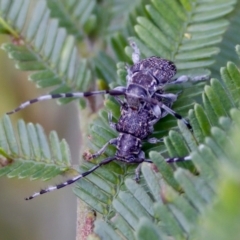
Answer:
top-left (8, 42), bottom-right (206, 200)
top-left (129, 56), bottom-right (177, 85)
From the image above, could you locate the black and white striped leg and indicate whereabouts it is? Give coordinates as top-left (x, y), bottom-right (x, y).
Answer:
top-left (133, 155), bottom-right (191, 183)
top-left (25, 156), bottom-right (115, 200)
top-left (155, 93), bottom-right (178, 102)
top-left (88, 138), bottom-right (117, 159)
top-left (134, 163), bottom-right (142, 182)
top-left (129, 40), bottom-right (140, 64)
top-left (160, 103), bottom-right (192, 130)
top-left (114, 96), bottom-right (125, 106)
top-left (138, 96), bottom-right (192, 130)
top-left (126, 40), bottom-right (140, 81)
top-left (171, 74), bottom-right (210, 84)
top-left (6, 89), bottom-right (125, 114)
top-left (132, 158), bottom-right (153, 182)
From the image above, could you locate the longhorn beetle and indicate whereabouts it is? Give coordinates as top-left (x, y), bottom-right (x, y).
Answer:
top-left (7, 41), bottom-right (208, 200)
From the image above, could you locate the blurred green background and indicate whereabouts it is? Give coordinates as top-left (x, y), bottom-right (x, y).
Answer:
top-left (0, 35), bottom-right (80, 240)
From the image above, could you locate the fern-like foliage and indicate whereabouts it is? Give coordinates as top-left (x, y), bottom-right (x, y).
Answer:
top-left (113, 0), bottom-right (236, 67)
top-left (89, 47), bottom-right (240, 239)
top-left (0, 0), bottom-right (239, 239)
top-left (74, 1), bottom-right (239, 239)
top-left (0, 115), bottom-right (73, 180)
top-left (108, 0), bottom-right (148, 36)
top-left (211, 0), bottom-right (240, 78)
top-left (0, 0), bottom-right (93, 105)
top-left (195, 110), bottom-right (240, 240)
top-left (46, 0), bottom-right (97, 39)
